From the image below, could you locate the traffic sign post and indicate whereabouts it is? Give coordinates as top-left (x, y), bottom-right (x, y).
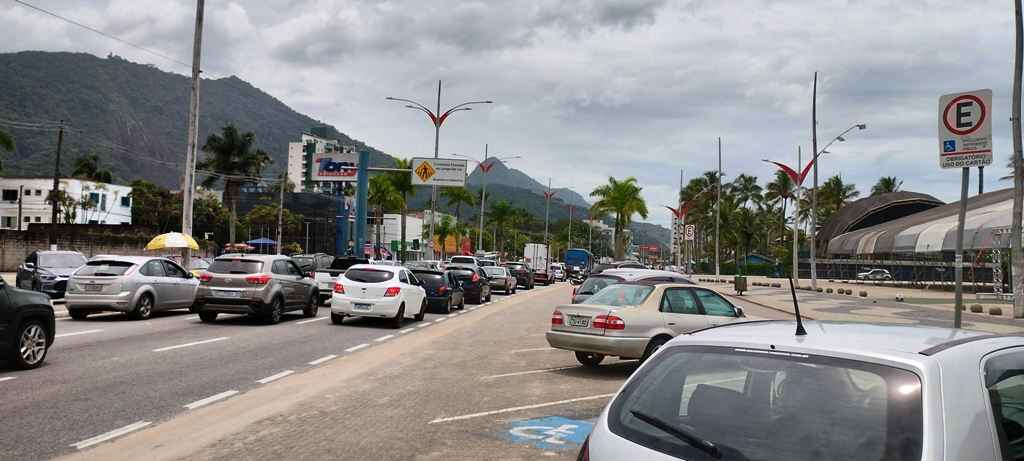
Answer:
top-left (939, 89), bottom-right (993, 328)
top-left (411, 157), bottom-right (468, 187)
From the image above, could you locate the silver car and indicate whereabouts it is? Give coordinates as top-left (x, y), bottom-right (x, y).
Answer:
top-left (581, 321), bottom-right (1024, 461)
top-left (65, 256), bottom-right (199, 320)
top-left (547, 282), bottom-right (744, 367)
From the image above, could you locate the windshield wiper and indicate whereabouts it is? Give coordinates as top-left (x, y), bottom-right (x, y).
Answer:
top-left (630, 410), bottom-right (723, 459)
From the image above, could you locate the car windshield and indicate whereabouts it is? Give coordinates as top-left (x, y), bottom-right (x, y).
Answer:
top-left (344, 268), bottom-right (394, 283)
top-left (576, 276), bottom-right (622, 295)
top-left (75, 261), bottom-right (134, 276)
top-left (208, 259), bottom-right (263, 274)
top-left (483, 267), bottom-right (506, 277)
top-left (39, 253), bottom-right (87, 268)
top-left (585, 284), bottom-right (653, 307)
top-left (609, 346), bottom-right (923, 461)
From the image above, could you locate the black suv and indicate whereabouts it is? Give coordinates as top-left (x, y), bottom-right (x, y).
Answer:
top-left (446, 265), bottom-right (492, 304)
top-left (1, 278), bottom-right (55, 369)
top-left (16, 250), bottom-right (88, 298)
top-left (504, 262), bottom-right (535, 289)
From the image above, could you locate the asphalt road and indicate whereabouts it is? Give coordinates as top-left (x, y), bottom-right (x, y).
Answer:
top-left (0, 287), bottom-right (524, 461)
top-left (40, 282), bottom-right (791, 461)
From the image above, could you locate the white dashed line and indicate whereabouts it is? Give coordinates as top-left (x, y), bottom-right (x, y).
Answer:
top-left (71, 421), bottom-right (153, 449)
top-left (55, 329), bottom-right (103, 338)
top-left (345, 343), bottom-right (369, 353)
top-left (152, 336), bottom-right (229, 353)
top-left (482, 366), bottom-right (578, 380)
top-left (417, 323), bottom-right (432, 329)
top-left (374, 334), bottom-right (395, 342)
top-left (256, 370), bottom-right (295, 384)
top-left (446, 313), bottom-right (458, 317)
top-left (399, 328), bottom-right (415, 334)
top-left (296, 316), bottom-right (328, 325)
top-left (428, 394), bottom-right (616, 424)
top-left (434, 318), bottom-right (447, 323)
top-left (184, 390), bottom-right (239, 410)
top-left (308, 354), bottom-right (338, 366)
top-left (0, 377), bottom-right (15, 383)
top-left (468, 306), bottom-right (479, 311)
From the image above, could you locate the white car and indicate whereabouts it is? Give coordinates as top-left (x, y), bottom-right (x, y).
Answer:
top-left (330, 265), bottom-right (427, 329)
top-left (856, 268), bottom-right (893, 281)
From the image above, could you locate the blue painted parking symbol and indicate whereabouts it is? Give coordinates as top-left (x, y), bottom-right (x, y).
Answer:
top-left (505, 416), bottom-right (594, 450)
top-left (943, 140), bottom-right (956, 152)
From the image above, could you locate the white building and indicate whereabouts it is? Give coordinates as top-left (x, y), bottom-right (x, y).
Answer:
top-left (378, 213), bottom-right (425, 247)
top-left (286, 129), bottom-right (357, 194)
top-left (0, 178), bottom-right (133, 229)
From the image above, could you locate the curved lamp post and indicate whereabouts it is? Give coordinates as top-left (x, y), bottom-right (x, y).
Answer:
top-left (452, 147), bottom-right (520, 253)
top-left (809, 123), bottom-right (866, 289)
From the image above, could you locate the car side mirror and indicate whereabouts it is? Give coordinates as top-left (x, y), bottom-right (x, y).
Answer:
top-left (24, 262), bottom-right (34, 270)
top-left (305, 271), bottom-right (314, 278)
top-left (734, 307), bottom-right (745, 318)
top-left (185, 272), bottom-right (194, 279)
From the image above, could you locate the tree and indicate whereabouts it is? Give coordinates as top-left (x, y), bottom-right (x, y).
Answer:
top-left (368, 175), bottom-right (401, 259)
top-left (764, 169), bottom-right (794, 250)
top-left (387, 158), bottom-right (416, 262)
top-left (732, 174), bottom-right (763, 208)
top-left (486, 200), bottom-right (517, 255)
top-left (128, 179), bottom-right (182, 233)
top-left (809, 175), bottom-right (860, 226)
top-left (590, 177), bottom-right (649, 260)
top-left (244, 203), bottom-right (303, 240)
top-left (72, 154), bottom-right (113, 183)
top-left (434, 216), bottom-right (456, 260)
top-left (198, 124), bottom-right (272, 244)
top-left (441, 187), bottom-right (476, 223)
top-left (870, 176), bottom-right (903, 196)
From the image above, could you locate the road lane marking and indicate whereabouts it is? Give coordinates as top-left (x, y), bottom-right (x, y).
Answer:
top-left (511, 347), bottom-right (557, 353)
top-left (417, 323), bottom-right (432, 329)
top-left (55, 329), bottom-right (103, 338)
top-left (71, 421), bottom-right (152, 449)
top-left (447, 313), bottom-right (458, 317)
top-left (184, 390), bottom-right (239, 410)
top-left (185, 315), bottom-right (199, 321)
top-left (374, 334), bottom-right (395, 342)
top-left (399, 328), bottom-right (415, 334)
top-left (256, 370), bottom-right (295, 384)
top-left (434, 318), bottom-right (447, 323)
top-left (0, 377), bottom-right (14, 382)
top-left (152, 336), bottom-right (229, 352)
top-left (469, 306), bottom-right (479, 311)
top-left (296, 316), bottom-right (328, 325)
top-left (483, 366), bottom-right (578, 380)
top-left (308, 354), bottom-right (338, 366)
top-left (345, 343), bottom-right (369, 353)
top-left (428, 394), bottom-right (616, 424)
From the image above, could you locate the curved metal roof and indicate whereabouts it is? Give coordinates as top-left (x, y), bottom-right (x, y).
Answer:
top-left (816, 191), bottom-right (944, 254)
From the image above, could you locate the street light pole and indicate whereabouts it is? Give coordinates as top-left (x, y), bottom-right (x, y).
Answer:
top-left (544, 178), bottom-right (553, 243)
top-left (715, 137), bottom-right (721, 279)
top-left (810, 72), bottom-right (819, 290)
top-left (452, 149), bottom-right (519, 254)
top-left (181, 0), bottom-right (205, 261)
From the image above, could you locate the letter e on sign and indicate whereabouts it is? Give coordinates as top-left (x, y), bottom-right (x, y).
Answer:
top-left (937, 89), bottom-right (993, 169)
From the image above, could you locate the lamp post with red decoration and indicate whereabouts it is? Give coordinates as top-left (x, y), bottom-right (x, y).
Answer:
top-left (764, 147), bottom-right (813, 283)
top-left (665, 202), bottom-right (693, 270)
top-left (453, 146), bottom-right (520, 253)
top-left (544, 179), bottom-right (556, 244)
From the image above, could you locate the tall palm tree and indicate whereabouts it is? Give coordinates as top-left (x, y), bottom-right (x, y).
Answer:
top-left (486, 200), bottom-right (516, 255)
top-left (198, 124), bottom-right (272, 243)
top-left (731, 174), bottom-right (762, 208)
top-left (590, 176), bottom-right (648, 260)
top-left (72, 154), bottom-right (113, 183)
top-left (441, 187), bottom-right (476, 223)
top-left (434, 216), bottom-right (456, 260)
top-left (369, 175), bottom-right (401, 260)
top-left (870, 176), bottom-right (903, 196)
top-left (387, 158), bottom-right (416, 261)
top-left (764, 170), bottom-right (794, 245)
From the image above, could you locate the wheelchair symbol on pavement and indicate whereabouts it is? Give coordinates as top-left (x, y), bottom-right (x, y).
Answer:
top-left (505, 416), bottom-right (594, 450)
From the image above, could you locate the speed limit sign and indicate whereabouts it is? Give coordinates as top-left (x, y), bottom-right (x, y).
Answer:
top-left (684, 225), bottom-right (695, 241)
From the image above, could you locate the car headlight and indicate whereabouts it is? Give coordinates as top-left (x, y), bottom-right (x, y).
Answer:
top-left (39, 272), bottom-right (56, 281)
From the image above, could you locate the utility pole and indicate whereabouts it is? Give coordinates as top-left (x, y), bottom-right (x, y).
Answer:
top-left (544, 178), bottom-right (552, 243)
top-left (429, 80), bottom-right (441, 260)
top-left (17, 185), bottom-right (23, 231)
top-left (568, 205), bottom-right (573, 249)
top-left (715, 137), bottom-right (721, 278)
top-left (181, 0), bottom-right (205, 261)
top-left (478, 144), bottom-right (488, 253)
top-left (276, 173), bottom-right (285, 255)
top-left (48, 120), bottom-right (65, 248)
top-left (1012, 0), bottom-right (1024, 318)
top-left (810, 72), bottom-right (820, 290)
top-left (678, 169), bottom-right (684, 268)
top-left (305, 221), bottom-right (310, 253)
top-left (794, 146), bottom-right (802, 284)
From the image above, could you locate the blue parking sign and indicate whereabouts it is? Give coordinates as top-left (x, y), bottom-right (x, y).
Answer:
top-left (504, 416), bottom-right (594, 450)
top-left (943, 140), bottom-right (956, 152)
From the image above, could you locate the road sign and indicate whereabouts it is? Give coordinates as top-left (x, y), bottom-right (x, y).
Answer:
top-left (938, 89), bottom-right (993, 169)
top-left (411, 158), bottom-right (468, 186)
top-left (684, 225), bottom-right (695, 241)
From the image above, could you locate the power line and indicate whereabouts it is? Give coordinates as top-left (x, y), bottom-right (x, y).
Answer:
top-left (11, 0), bottom-right (193, 69)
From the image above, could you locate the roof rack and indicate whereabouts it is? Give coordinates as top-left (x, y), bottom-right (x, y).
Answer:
top-left (686, 319), bottom-right (788, 336)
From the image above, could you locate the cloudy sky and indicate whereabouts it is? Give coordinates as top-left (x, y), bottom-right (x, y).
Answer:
top-left (2, 0), bottom-right (1019, 227)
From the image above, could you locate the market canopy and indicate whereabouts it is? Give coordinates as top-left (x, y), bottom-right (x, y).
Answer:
top-left (146, 232), bottom-right (199, 251)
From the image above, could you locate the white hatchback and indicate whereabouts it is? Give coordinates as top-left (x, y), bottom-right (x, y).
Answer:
top-left (330, 265), bottom-right (427, 329)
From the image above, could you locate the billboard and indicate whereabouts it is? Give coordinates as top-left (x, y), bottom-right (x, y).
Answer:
top-left (312, 152), bottom-right (358, 181)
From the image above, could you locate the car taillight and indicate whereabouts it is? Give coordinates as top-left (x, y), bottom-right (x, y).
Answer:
top-left (471, 273), bottom-right (480, 283)
top-left (577, 435), bottom-right (590, 461)
top-left (384, 286), bottom-right (401, 297)
top-left (438, 285), bottom-right (448, 294)
top-left (593, 314), bottom-right (625, 330)
top-left (334, 283), bottom-right (345, 294)
top-left (551, 310), bottom-right (564, 326)
top-left (245, 274), bottom-right (271, 285)
top-left (198, 272), bottom-right (212, 283)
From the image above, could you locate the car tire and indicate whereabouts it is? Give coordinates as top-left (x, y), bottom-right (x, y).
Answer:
top-left (443, 296), bottom-right (452, 314)
top-left (265, 297), bottom-right (283, 324)
top-left (331, 312), bottom-right (345, 325)
top-left (391, 303), bottom-right (405, 329)
top-left (130, 293), bottom-right (154, 320)
top-left (199, 312), bottom-right (218, 322)
top-left (68, 309), bottom-right (89, 320)
top-left (459, 298), bottom-right (465, 310)
top-left (11, 319), bottom-right (49, 370)
top-left (487, 291), bottom-right (492, 302)
top-left (641, 336), bottom-right (671, 363)
top-left (302, 294), bottom-right (318, 318)
top-left (414, 300), bottom-right (426, 322)
top-left (575, 351), bottom-right (604, 368)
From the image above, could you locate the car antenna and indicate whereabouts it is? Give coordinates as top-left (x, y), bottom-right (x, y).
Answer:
top-left (788, 278), bottom-right (807, 336)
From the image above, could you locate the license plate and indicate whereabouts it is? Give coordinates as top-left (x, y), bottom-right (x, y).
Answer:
top-left (566, 315), bottom-right (590, 328)
top-left (214, 290), bottom-right (241, 298)
top-left (83, 284), bottom-right (102, 292)
top-left (353, 303), bottom-right (372, 311)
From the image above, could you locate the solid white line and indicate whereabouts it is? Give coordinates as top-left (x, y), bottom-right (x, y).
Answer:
top-left (296, 316), bottom-right (328, 325)
top-left (510, 347), bottom-right (557, 353)
top-left (55, 329), bottom-right (103, 338)
top-left (345, 343), bottom-right (369, 353)
top-left (374, 334), bottom-right (395, 342)
top-left (468, 306), bottom-right (479, 311)
top-left (308, 354), bottom-right (338, 366)
top-left (256, 370), bottom-right (295, 384)
top-left (71, 421), bottom-right (152, 449)
top-left (0, 376), bottom-right (14, 382)
top-left (399, 328), bottom-right (415, 334)
top-left (483, 365), bottom-right (578, 380)
top-left (152, 336), bottom-right (229, 352)
top-left (185, 315), bottom-right (199, 321)
top-left (428, 394), bottom-right (616, 424)
top-left (446, 313), bottom-right (458, 317)
top-left (417, 323), bottom-right (432, 329)
top-left (183, 390), bottom-right (239, 410)
top-left (434, 318), bottom-right (447, 323)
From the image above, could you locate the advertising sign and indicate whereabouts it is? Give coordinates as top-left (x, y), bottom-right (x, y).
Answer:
top-left (312, 152), bottom-right (358, 181)
top-left (938, 89), bottom-right (993, 169)
top-left (411, 158), bottom-right (468, 186)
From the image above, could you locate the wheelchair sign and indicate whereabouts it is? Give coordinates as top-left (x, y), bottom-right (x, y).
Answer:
top-left (505, 416), bottom-right (594, 450)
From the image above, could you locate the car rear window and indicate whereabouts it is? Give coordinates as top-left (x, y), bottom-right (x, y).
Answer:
top-left (450, 257), bottom-right (475, 264)
top-left (609, 346), bottom-right (923, 461)
top-left (483, 267), bottom-right (506, 277)
top-left (345, 268), bottom-right (394, 283)
top-left (449, 269), bottom-right (475, 280)
top-left (75, 261), bottom-right (134, 276)
top-left (577, 276), bottom-right (622, 296)
top-left (412, 272), bottom-right (445, 286)
top-left (208, 259), bottom-right (263, 274)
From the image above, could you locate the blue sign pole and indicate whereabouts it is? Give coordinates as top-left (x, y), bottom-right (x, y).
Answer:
top-left (353, 150), bottom-right (369, 258)
top-left (335, 194), bottom-right (347, 256)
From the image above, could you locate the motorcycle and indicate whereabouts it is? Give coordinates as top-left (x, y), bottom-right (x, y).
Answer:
top-left (568, 265), bottom-right (586, 285)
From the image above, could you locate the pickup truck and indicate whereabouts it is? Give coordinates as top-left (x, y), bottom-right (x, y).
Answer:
top-left (313, 257), bottom-right (368, 305)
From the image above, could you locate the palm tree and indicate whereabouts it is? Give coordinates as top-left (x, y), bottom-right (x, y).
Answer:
top-left (198, 124), bottom-right (272, 243)
top-left (810, 175), bottom-right (860, 226)
top-left (486, 200), bottom-right (516, 255)
top-left (764, 169), bottom-right (794, 246)
top-left (434, 216), bottom-right (456, 260)
top-left (441, 187), bottom-right (476, 223)
top-left (590, 176), bottom-right (648, 260)
top-left (870, 176), bottom-right (903, 196)
top-left (369, 175), bottom-right (401, 260)
top-left (72, 154), bottom-right (113, 183)
top-left (387, 158), bottom-right (416, 262)
top-left (731, 174), bottom-right (762, 208)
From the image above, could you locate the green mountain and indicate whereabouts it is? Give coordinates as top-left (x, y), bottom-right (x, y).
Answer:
top-left (0, 51), bottom-right (393, 188)
top-left (467, 158), bottom-right (590, 209)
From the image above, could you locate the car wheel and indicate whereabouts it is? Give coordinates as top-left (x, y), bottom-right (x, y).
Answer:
top-left (11, 319), bottom-right (49, 370)
top-left (265, 297), bottom-right (283, 324)
top-left (199, 312), bottom-right (218, 322)
top-left (641, 336), bottom-right (671, 362)
top-left (302, 294), bottom-right (318, 318)
top-left (331, 312), bottom-right (345, 325)
top-left (391, 303), bottom-right (405, 329)
top-left (459, 298), bottom-right (465, 310)
top-left (575, 351), bottom-right (604, 368)
top-left (68, 309), bottom-right (89, 320)
top-left (487, 291), bottom-right (492, 302)
top-left (414, 300), bottom-right (426, 322)
top-left (130, 293), bottom-right (154, 320)
top-left (443, 296), bottom-right (452, 314)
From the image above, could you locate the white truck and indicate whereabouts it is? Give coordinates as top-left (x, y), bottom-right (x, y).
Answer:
top-left (523, 243), bottom-right (552, 285)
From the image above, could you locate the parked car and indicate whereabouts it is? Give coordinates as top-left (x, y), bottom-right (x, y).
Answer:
top-left (579, 321), bottom-right (1024, 461)
top-left (291, 253), bottom-right (334, 273)
top-left (550, 263), bottom-right (566, 282)
top-left (477, 259), bottom-right (498, 267)
top-left (447, 265), bottom-right (492, 304)
top-left (65, 257), bottom-right (199, 320)
top-left (193, 255), bottom-right (319, 324)
top-left (449, 256), bottom-right (480, 266)
top-left (331, 265), bottom-right (427, 328)
top-left (16, 250), bottom-right (88, 298)
top-left (0, 278), bottom-right (55, 369)
top-left (572, 269), bottom-right (694, 304)
top-left (313, 257), bottom-right (369, 305)
top-left (186, 257), bottom-right (211, 277)
top-left (411, 269), bottom-right (464, 314)
top-left (483, 266), bottom-right (517, 295)
top-left (857, 268), bottom-right (893, 281)
top-left (547, 283), bottom-right (744, 367)
top-left (406, 260), bottom-right (441, 271)
top-left (504, 261), bottom-right (535, 289)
